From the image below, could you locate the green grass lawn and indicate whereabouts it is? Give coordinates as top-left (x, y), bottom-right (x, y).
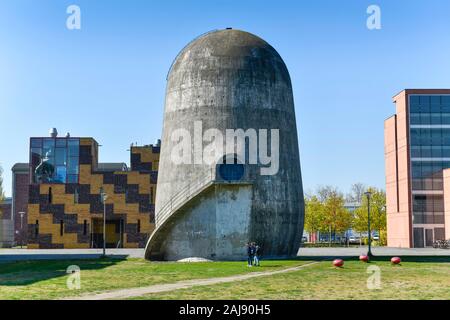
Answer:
top-left (131, 257), bottom-right (450, 300)
top-left (1, 256), bottom-right (449, 300)
top-left (0, 258), bottom-right (309, 300)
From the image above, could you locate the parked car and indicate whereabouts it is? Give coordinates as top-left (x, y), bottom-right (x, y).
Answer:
top-left (348, 236), bottom-right (360, 244)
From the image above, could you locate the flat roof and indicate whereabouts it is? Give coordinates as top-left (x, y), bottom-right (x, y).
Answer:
top-left (393, 89), bottom-right (450, 100)
top-left (97, 163), bottom-right (128, 172)
top-left (11, 163), bottom-right (29, 172)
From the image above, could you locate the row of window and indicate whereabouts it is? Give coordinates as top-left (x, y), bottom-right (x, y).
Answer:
top-left (45, 187), bottom-right (154, 204)
top-left (410, 95), bottom-right (450, 112)
top-left (413, 213), bottom-right (445, 224)
top-left (411, 146), bottom-right (450, 158)
top-left (410, 112), bottom-right (450, 125)
top-left (411, 161), bottom-right (449, 179)
top-left (413, 194), bottom-right (444, 212)
top-left (33, 219), bottom-right (142, 237)
top-left (412, 195), bottom-right (445, 225)
top-left (412, 179), bottom-right (443, 191)
top-left (410, 128), bottom-right (450, 146)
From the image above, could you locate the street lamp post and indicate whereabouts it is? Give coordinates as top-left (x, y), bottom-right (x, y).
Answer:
top-left (19, 212), bottom-right (25, 249)
top-left (365, 191), bottom-right (373, 257)
top-left (100, 188), bottom-right (108, 257)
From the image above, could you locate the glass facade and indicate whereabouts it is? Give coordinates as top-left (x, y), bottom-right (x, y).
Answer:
top-left (30, 138), bottom-right (80, 184)
top-left (409, 95), bottom-right (450, 246)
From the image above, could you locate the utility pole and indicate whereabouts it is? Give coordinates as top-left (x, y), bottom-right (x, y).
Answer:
top-left (365, 191), bottom-right (373, 257)
top-left (100, 188), bottom-right (107, 257)
top-left (19, 212), bottom-right (25, 249)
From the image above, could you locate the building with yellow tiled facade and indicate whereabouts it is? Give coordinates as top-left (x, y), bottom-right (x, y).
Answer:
top-left (25, 133), bottom-right (160, 249)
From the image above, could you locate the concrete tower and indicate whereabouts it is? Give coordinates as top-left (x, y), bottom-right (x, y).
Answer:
top-left (145, 29), bottom-right (304, 261)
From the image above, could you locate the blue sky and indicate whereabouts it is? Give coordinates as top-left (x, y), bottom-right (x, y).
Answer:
top-left (1, 0), bottom-right (450, 197)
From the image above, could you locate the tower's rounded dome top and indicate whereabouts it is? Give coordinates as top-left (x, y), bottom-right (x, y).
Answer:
top-left (167, 29), bottom-right (292, 89)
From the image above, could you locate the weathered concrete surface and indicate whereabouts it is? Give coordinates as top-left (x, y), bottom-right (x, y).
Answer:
top-left (146, 29), bottom-right (304, 260)
top-left (157, 184), bottom-right (253, 261)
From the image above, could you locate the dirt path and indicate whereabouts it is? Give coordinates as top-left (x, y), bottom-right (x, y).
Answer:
top-left (65, 261), bottom-right (322, 300)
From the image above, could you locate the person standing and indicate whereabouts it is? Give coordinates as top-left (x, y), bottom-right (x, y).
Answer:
top-left (254, 243), bottom-right (261, 266)
top-left (247, 242), bottom-right (254, 267)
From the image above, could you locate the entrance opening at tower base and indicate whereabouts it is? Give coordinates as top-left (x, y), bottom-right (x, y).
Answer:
top-left (91, 218), bottom-right (124, 248)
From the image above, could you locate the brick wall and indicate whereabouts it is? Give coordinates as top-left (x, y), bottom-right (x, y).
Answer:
top-left (27, 139), bottom-right (160, 249)
top-left (13, 171), bottom-right (30, 244)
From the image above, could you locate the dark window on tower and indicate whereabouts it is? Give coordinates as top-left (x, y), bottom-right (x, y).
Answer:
top-left (83, 220), bottom-right (87, 235)
top-left (137, 219), bottom-right (141, 233)
top-left (48, 187), bottom-right (53, 204)
top-left (60, 220), bottom-right (64, 236)
top-left (219, 155), bottom-right (244, 181)
top-left (35, 220), bottom-right (39, 237)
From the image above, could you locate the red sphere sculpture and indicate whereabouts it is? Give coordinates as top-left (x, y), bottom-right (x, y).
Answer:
top-left (391, 257), bottom-right (401, 265)
top-left (333, 259), bottom-right (344, 268)
top-left (359, 255), bottom-right (369, 262)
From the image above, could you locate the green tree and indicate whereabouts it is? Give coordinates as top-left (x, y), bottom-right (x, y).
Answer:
top-left (319, 187), bottom-right (352, 244)
top-left (304, 196), bottom-right (325, 243)
top-left (0, 164), bottom-right (4, 203)
top-left (353, 187), bottom-right (387, 245)
top-left (0, 165), bottom-right (4, 218)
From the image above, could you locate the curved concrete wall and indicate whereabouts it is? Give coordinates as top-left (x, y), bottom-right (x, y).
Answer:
top-left (148, 29), bottom-right (304, 260)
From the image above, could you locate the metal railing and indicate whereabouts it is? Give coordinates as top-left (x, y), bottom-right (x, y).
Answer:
top-left (155, 168), bottom-right (215, 226)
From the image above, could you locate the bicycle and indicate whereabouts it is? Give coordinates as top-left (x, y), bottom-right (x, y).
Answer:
top-left (433, 240), bottom-right (449, 249)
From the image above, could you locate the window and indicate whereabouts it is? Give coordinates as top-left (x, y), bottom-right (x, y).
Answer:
top-left (60, 220), bottom-right (64, 236)
top-left (48, 187), bottom-right (52, 204)
top-left (435, 228), bottom-right (445, 241)
top-left (30, 138), bottom-right (79, 184)
top-left (83, 220), bottom-right (87, 236)
top-left (55, 147), bottom-right (67, 165)
top-left (137, 219), bottom-right (141, 233)
top-left (35, 220), bottom-right (39, 237)
top-left (218, 155), bottom-right (244, 181)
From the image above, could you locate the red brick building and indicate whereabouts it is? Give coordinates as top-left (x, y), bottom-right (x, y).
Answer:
top-left (11, 163), bottom-right (30, 245)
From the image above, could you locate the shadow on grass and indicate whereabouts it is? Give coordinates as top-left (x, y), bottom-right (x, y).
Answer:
top-left (0, 257), bottom-right (126, 286)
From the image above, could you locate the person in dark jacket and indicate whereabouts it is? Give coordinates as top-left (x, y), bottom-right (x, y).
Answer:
top-left (246, 242), bottom-right (254, 267)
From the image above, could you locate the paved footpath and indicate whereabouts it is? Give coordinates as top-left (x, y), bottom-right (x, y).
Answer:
top-left (1, 247), bottom-right (449, 263)
top-left (297, 247), bottom-right (450, 257)
top-left (65, 261), bottom-right (322, 300)
top-left (0, 249), bottom-right (144, 262)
